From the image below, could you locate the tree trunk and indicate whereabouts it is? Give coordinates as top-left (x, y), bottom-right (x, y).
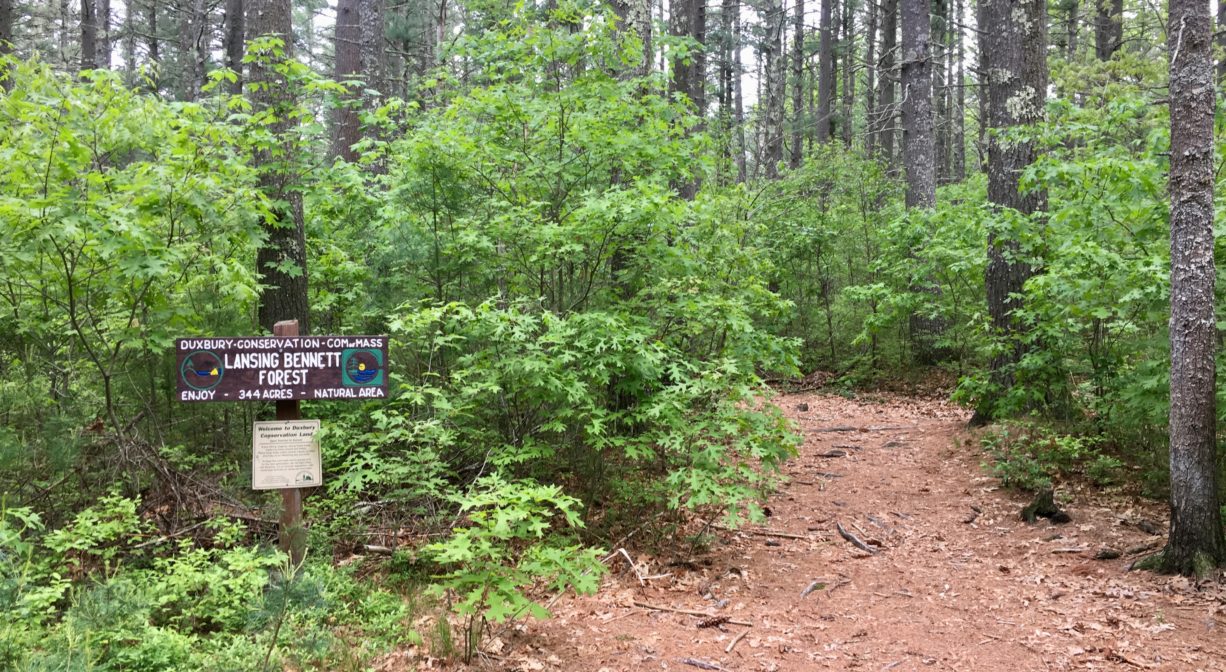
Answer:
top-left (1162, 0), bottom-right (1225, 577)
top-left (933, 0), bottom-right (947, 182)
top-left (669, 0), bottom-right (705, 115)
top-left (790, 0), bottom-right (804, 167)
top-left (1094, 0), bottom-right (1122, 60)
top-left (81, 0), bottom-right (97, 69)
top-left (146, 0), bottom-right (158, 61)
top-left (1064, 0), bottom-right (1078, 60)
top-left (763, 0), bottom-right (785, 177)
top-left (840, 0), bottom-right (853, 148)
top-left (974, 0), bottom-right (1047, 422)
top-left (0, 0), bottom-right (13, 66)
top-left (901, 0), bottom-right (934, 209)
top-left (224, 0), bottom-right (244, 91)
top-left (331, 0), bottom-right (361, 161)
top-left (817, 0), bottom-right (834, 143)
top-left (953, 0), bottom-right (965, 180)
top-left (734, 0), bottom-right (746, 181)
top-left (876, 0), bottom-right (898, 165)
top-left (865, 0), bottom-right (878, 157)
top-left (359, 0), bottom-right (383, 94)
top-left (97, 0), bottom-right (109, 67)
top-left (248, 0), bottom-right (310, 333)
top-left (1218, 0), bottom-right (1225, 83)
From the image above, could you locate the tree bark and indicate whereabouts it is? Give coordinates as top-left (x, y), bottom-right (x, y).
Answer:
top-left (865, 0), bottom-right (878, 157)
top-left (1218, 0), bottom-right (1225, 83)
top-left (81, 0), bottom-right (97, 69)
top-left (1063, 0), bottom-right (1078, 60)
top-left (0, 0), bottom-right (13, 64)
top-left (248, 0), bottom-right (310, 333)
top-left (669, 0), bottom-right (706, 115)
top-left (331, 0), bottom-right (361, 161)
top-left (763, 0), bottom-right (785, 177)
top-left (817, 0), bottom-right (834, 143)
top-left (790, 0), bottom-right (804, 167)
top-left (97, 0), bottom-right (109, 67)
top-left (902, 0), bottom-right (934, 209)
top-left (840, 0), bottom-right (853, 148)
top-left (224, 0), bottom-right (244, 91)
top-left (359, 0), bottom-right (384, 94)
top-left (952, 0), bottom-right (965, 180)
top-left (734, 0), bottom-right (746, 182)
top-left (975, 0), bottom-right (1047, 421)
top-left (1162, 0), bottom-right (1224, 577)
top-left (931, 0), bottom-right (945, 181)
top-left (1094, 0), bottom-right (1122, 60)
top-left (876, 0), bottom-right (898, 165)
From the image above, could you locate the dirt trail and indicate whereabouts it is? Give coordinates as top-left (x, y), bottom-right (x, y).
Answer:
top-left (512, 392), bottom-right (1226, 671)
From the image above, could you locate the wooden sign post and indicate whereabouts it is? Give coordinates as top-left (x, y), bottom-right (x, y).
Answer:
top-left (273, 320), bottom-right (306, 566)
top-left (174, 324), bottom-right (389, 568)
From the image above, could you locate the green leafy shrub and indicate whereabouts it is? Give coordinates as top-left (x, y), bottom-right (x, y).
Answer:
top-left (424, 474), bottom-right (604, 660)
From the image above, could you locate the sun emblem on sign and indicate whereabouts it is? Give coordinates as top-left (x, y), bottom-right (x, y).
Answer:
top-left (341, 348), bottom-right (384, 387)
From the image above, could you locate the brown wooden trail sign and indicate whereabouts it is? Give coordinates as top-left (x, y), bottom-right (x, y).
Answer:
top-left (175, 334), bottom-right (388, 402)
top-left (175, 323), bottom-right (389, 566)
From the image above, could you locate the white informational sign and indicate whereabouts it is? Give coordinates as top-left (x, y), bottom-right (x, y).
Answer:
top-left (252, 420), bottom-right (322, 490)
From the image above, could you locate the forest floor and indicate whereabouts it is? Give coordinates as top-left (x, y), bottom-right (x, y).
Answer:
top-left (490, 390), bottom-right (1226, 671)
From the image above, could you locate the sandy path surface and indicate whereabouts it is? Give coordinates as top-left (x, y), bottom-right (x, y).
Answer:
top-left (510, 392), bottom-right (1226, 671)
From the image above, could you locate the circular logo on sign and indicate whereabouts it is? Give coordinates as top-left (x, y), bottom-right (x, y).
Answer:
top-left (341, 348), bottom-right (383, 386)
top-left (181, 350), bottom-right (224, 391)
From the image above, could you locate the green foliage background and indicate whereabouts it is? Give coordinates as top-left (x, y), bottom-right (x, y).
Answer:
top-left (0, 1), bottom-right (1217, 666)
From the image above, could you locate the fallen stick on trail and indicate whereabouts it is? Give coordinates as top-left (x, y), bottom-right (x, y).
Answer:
top-left (680, 658), bottom-right (725, 671)
top-left (712, 524), bottom-right (809, 540)
top-left (725, 628), bottom-right (750, 653)
top-left (631, 601), bottom-right (752, 626)
top-left (800, 579), bottom-right (827, 598)
top-left (836, 521), bottom-right (879, 554)
top-left (815, 425), bottom-right (912, 433)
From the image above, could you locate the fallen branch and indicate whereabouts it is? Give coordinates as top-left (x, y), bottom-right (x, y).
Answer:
top-left (836, 521), bottom-right (879, 555)
top-left (816, 450), bottom-right (848, 458)
top-left (680, 658), bottom-right (725, 671)
top-left (800, 579), bottom-right (827, 598)
top-left (631, 601), bottom-right (752, 626)
top-left (725, 628), bottom-right (749, 653)
top-left (1125, 539), bottom-right (1163, 556)
top-left (712, 525), bottom-right (809, 540)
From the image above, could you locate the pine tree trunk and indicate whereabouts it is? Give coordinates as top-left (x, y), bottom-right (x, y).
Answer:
top-left (81, 0), bottom-right (97, 69)
top-left (865, 0), bottom-right (878, 157)
top-left (1095, 0), bottom-right (1122, 60)
top-left (97, 0), bottom-right (109, 67)
top-left (224, 0), bottom-right (244, 92)
top-left (932, 0), bottom-right (946, 182)
top-left (332, 0), bottom-right (361, 161)
top-left (790, 0), bottom-right (804, 167)
top-left (1064, 0), bottom-right (1078, 60)
top-left (876, 0), bottom-right (897, 165)
top-left (734, 0), bottom-right (746, 182)
top-left (248, 0), bottom-right (310, 333)
top-left (901, 0), bottom-right (934, 209)
top-left (975, 0), bottom-right (1048, 422)
top-left (840, 0), bottom-right (853, 148)
top-left (0, 0), bottom-right (13, 62)
top-left (1217, 0), bottom-right (1225, 83)
top-left (817, 0), bottom-right (834, 143)
top-left (359, 0), bottom-right (383, 93)
top-left (953, 0), bottom-right (965, 180)
top-left (1162, 0), bottom-right (1225, 577)
top-left (763, 0), bottom-right (785, 177)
